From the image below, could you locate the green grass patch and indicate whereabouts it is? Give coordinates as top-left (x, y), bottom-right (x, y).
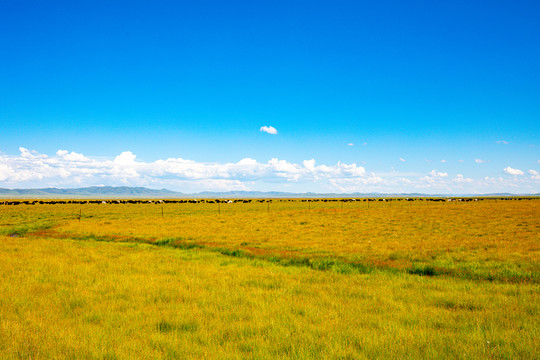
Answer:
top-left (0, 222), bottom-right (54, 237)
top-left (408, 264), bottom-right (438, 277)
top-left (155, 237), bottom-right (204, 250)
top-left (157, 320), bottom-right (198, 334)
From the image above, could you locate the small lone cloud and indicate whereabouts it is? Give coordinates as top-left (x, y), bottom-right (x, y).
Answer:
top-left (475, 159), bottom-right (487, 164)
top-left (399, 158), bottom-right (406, 162)
top-left (496, 140), bottom-right (508, 145)
top-left (260, 126), bottom-right (278, 135)
top-left (503, 166), bottom-right (524, 175)
top-left (441, 159), bottom-right (447, 163)
top-left (348, 143), bottom-right (354, 146)
top-left (363, 142), bottom-right (368, 146)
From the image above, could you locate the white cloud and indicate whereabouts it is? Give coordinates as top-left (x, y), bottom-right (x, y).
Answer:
top-left (0, 163), bottom-right (15, 182)
top-left (453, 174), bottom-right (474, 184)
top-left (399, 158), bottom-right (406, 162)
top-left (348, 143), bottom-right (354, 146)
top-left (260, 126), bottom-right (278, 135)
top-left (528, 170), bottom-right (540, 180)
top-left (302, 159), bottom-right (316, 171)
top-left (475, 159), bottom-right (487, 164)
top-left (441, 159), bottom-right (447, 163)
top-left (363, 142), bottom-right (368, 146)
top-left (237, 158), bottom-right (258, 166)
top-left (20, 147), bottom-right (47, 159)
top-left (503, 166), bottom-right (524, 176)
top-left (1, 148), bottom-right (538, 194)
top-left (0, 148), bottom-right (372, 192)
top-left (432, 170), bottom-right (448, 177)
top-left (427, 170), bottom-right (448, 178)
top-left (57, 150), bottom-right (89, 162)
top-left (496, 140), bottom-right (508, 145)
top-left (114, 151), bottom-right (137, 165)
top-left (419, 170), bottom-right (449, 185)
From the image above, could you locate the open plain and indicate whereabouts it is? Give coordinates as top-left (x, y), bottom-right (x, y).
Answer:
top-left (0, 198), bottom-right (538, 359)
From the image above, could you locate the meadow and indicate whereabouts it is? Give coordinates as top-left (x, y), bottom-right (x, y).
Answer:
top-left (0, 198), bottom-right (538, 359)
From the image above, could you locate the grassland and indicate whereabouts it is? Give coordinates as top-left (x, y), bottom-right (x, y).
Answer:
top-left (0, 198), bottom-right (538, 359)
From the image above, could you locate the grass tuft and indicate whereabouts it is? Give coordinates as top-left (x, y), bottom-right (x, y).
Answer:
top-left (157, 321), bottom-right (175, 333)
top-left (156, 321), bottom-right (198, 334)
top-left (218, 248), bottom-right (251, 258)
top-left (408, 264), bottom-right (438, 276)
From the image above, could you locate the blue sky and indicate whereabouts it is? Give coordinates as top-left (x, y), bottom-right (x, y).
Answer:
top-left (1, 0), bottom-right (539, 193)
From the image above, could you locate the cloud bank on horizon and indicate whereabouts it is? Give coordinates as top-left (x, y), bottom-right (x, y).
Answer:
top-left (0, 148), bottom-right (538, 194)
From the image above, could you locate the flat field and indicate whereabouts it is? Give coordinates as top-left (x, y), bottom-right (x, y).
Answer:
top-left (0, 198), bottom-right (538, 359)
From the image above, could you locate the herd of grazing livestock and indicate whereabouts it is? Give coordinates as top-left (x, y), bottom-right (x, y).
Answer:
top-left (0, 197), bottom-right (536, 206)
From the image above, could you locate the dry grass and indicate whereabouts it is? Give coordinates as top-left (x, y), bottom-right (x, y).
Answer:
top-left (49, 199), bottom-right (540, 282)
top-left (0, 235), bottom-right (538, 359)
top-left (0, 199), bottom-right (538, 358)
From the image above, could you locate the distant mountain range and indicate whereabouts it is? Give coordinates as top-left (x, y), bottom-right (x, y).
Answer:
top-left (0, 186), bottom-right (179, 198)
top-left (0, 186), bottom-right (538, 198)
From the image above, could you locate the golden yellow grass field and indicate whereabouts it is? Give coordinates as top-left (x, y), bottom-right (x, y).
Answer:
top-left (0, 198), bottom-right (538, 359)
